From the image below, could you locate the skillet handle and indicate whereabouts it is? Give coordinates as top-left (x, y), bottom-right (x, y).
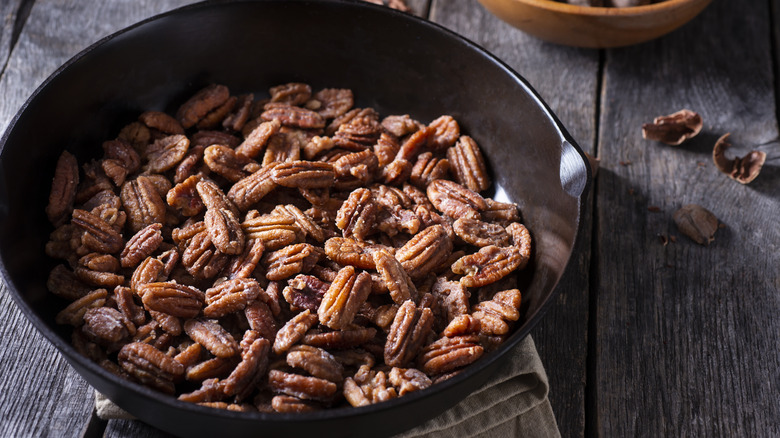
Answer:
top-left (559, 139), bottom-right (590, 199)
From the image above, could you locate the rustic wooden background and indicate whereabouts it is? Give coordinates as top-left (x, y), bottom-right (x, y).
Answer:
top-left (0, 0), bottom-right (778, 436)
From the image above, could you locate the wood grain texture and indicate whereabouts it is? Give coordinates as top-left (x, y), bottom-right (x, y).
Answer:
top-left (430, 1), bottom-right (599, 437)
top-left (596, 0), bottom-right (780, 435)
top-left (0, 0), bottom-right (28, 76)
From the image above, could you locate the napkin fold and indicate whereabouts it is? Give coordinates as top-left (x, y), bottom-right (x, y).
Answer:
top-left (95, 335), bottom-right (560, 437)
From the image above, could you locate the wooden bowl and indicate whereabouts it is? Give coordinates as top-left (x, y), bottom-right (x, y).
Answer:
top-left (477, 0), bottom-right (712, 48)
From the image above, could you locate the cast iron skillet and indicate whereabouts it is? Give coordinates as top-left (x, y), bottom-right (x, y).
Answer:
top-left (0, 1), bottom-right (591, 436)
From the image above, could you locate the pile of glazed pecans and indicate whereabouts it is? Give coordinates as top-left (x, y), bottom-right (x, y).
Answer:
top-left (562, 0), bottom-right (665, 6)
top-left (45, 82), bottom-right (532, 412)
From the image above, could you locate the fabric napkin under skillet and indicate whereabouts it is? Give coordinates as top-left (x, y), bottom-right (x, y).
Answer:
top-left (95, 335), bottom-right (560, 437)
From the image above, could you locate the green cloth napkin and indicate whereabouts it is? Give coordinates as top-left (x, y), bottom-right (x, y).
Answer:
top-left (96, 336), bottom-right (559, 437)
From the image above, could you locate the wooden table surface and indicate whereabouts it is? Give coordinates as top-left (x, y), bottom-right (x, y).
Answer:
top-left (1, 0), bottom-right (778, 436)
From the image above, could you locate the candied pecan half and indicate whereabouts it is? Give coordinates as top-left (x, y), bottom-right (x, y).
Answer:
top-left (196, 178), bottom-right (239, 217)
top-left (268, 369), bottom-right (338, 402)
top-left (506, 222), bottom-right (532, 269)
top-left (336, 188), bottom-right (377, 240)
top-left (224, 238), bottom-right (265, 279)
top-left (167, 175), bottom-right (205, 217)
top-left (222, 335), bottom-right (271, 400)
top-left (186, 356), bottom-right (239, 382)
top-left (273, 309), bottom-right (319, 355)
top-left (184, 318), bottom-right (240, 358)
top-left (242, 213), bottom-right (303, 251)
top-left (144, 134), bottom-right (190, 173)
top-left (442, 314), bottom-right (481, 337)
top-left (227, 164), bottom-right (279, 211)
top-left (427, 179), bottom-right (487, 220)
top-left (673, 204), bottom-right (719, 245)
top-left (130, 256), bottom-right (166, 294)
top-left (318, 266), bottom-right (372, 330)
top-left (139, 111), bottom-right (184, 135)
top-left (71, 209), bottom-right (124, 254)
top-left (482, 198), bottom-right (520, 225)
top-left (452, 245), bottom-right (524, 288)
top-left (374, 132), bottom-right (401, 168)
top-left (177, 84), bottom-right (231, 129)
top-left (235, 119), bottom-right (282, 159)
top-left (121, 176), bottom-right (167, 233)
top-left (180, 229), bottom-right (229, 279)
top-left (203, 145), bottom-right (252, 183)
top-left (118, 342), bottom-right (185, 394)
top-left (178, 377), bottom-right (226, 403)
top-left (262, 132), bottom-right (302, 167)
top-left (75, 253), bottom-right (124, 288)
top-left (139, 281), bottom-right (205, 318)
top-left (381, 114), bottom-right (421, 138)
top-left (47, 151), bottom-right (79, 226)
top-left (121, 223), bottom-right (163, 268)
top-left (284, 274), bottom-right (329, 312)
top-left (410, 152), bottom-right (450, 188)
top-left (432, 277), bottom-right (470, 323)
top-left (82, 307), bottom-right (135, 349)
top-left (114, 285), bottom-right (146, 327)
top-left (641, 109), bottom-right (703, 146)
top-left (384, 300), bottom-right (434, 367)
top-left (244, 299), bottom-right (277, 341)
top-left (286, 345), bottom-right (344, 384)
top-left (48, 264), bottom-right (91, 301)
top-left (324, 237), bottom-right (389, 270)
top-left (333, 116), bottom-right (381, 151)
top-left (312, 88), bottom-right (354, 119)
top-left (302, 136), bottom-right (336, 160)
top-left (712, 133), bottom-right (766, 184)
top-left (447, 136), bottom-right (491, 192)
top-left (204, 278), bottom-right (262, 318)
top-left (273, 204), bottom-right (326, 243)
top-left (373, 250), bottom-right (417, 304)
top-left (271, 161), bottom-right (336, 189)
top-left (345, 367), bottom-right (397, 405)
top-left (222, 93), bottom-right (254, 131)
top-left (205, 207), bottom-right (245, 255)
top-left (395, 224), bottom-right (453, 280)
top-left (261, 104), bottom-right (325, 129)
top-left (472, 289), bottom-right (522, 336)
top-left (302, 327), bottom-right (377, 350)
top-left (150, 309), bottom-right (182, 336)
top-left (264, 243), bottom-right (321, 281)
top-left (388, 367), bottom-right (432, 396)
top-left (55, 288), bottom-right (107, 326)
top-left (270, 83), bottom-right (312, 106)
top-left (427, 115), bottom-right (460, 150)
top-left (418, 335), bottom-right (484, 375)
top-left (271, 395), bottom-right (320, 413)
top-left (453, 217), bottom-right (511, 247)
top-left (118, 121), bottom-right (151, 153)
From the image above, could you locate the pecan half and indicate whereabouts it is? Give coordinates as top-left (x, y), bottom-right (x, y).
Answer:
top-left (384, 300), bottom-right (434, 367)
top-left (418, 335), bottom-right (484, 375)
top-left (47, 151), bottom-right (79, 226)
top-left (324, 237), bottom-right (389, 270)
top-left (318, 266), bottom-right (372, 330)
top-left (273, 310), bottom-right (319, 355)
top-left (180, 228), bottom-right (229, 279)
top-left (395, 224), bottom-right (452, 280)
top-left (204, 278), bottom-right (262, 318)
top-left (284, 274), bottom-right (329, 312)
top-left (139, 111), bottom-right (184, 135)
top-left (264, 243), bottom-right (321, 281)
top-left (426, 179), bottom-right (487, 220)
top-left (235, 119), bottom-right (282, 159)
top-left (451, 245), bottom-right (524, 288)
top-left (472, 288), bottom-right (522, 336)
top-left (55, 289), bottom-right (108, 326)
top-left (268, 369), bottom-right (338, 402)
top-left (121, 176), bottom-right (167, 233)
top-left (121, 223), bottom-right (163, 268)
top-left (388, 367), bottom-right (432, 396)
top-left (227, 164), bottom-right (279, 211)
top-left (271, 161), bottom-right (336, 189)
top-left (302, 327), bottom-right (377, 350)
top-left (144, 134), bottom-right (190, 173)
top-left (312, 88), bottom-right (354, 119)
top-left (262, 132), bottom-right (302, 167)
top-left (410, 152), bottom-right (449, 188)
top-left (241, 213), bottom-right (303, 251)
top-left (71, 209), bottom-right (124, 254)
top-left (167, 175), bottom-right (205, 217)
top-left (446, 136), bottom-right (491, 192)
top-left (273, 204), bottom-right (326, 243)
top-left (427, 115), bottom-right (460, 150)
top-left (184, 318), bottom-right (240, 358)
top-left (336, 188), bottom-right (377, 240)
top-left (270, 83), bottom-right (312, 106)
top-left (224, 238), bottom-right (265, 279)
top-left (177, 84), bottom-right (231, 129)
top-left (118, 342), bottom-right (185, 394)
top-left (203, 145), bottom-right (252, 183)
top-left (373, 250), bottom-right (417, 304)
top-left (286, 345), bottom-right (344, 384)
top-left (204, 207), bottom-right (245, 255)
top-left (222, 335), bottom-right (270, 400)
top-left (82, 307), bottom-right (135, 350)
top-left (139, 281), bottom-right (205, 318)
top-left (453, 217), bottom-right (511, 247)
top-left (261, 104), bottom-right (325, 129)
top-left (48, 264), bottom-right (91, 301)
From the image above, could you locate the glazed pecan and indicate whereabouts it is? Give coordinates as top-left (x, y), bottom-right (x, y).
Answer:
top-left (451, 245), bottom-right (524, 288)
top-left (71, 209), bottom-right (124, 254)
top-left (196, 178), bottom-right (239, 217)
top-left (149, 309), bottom-right (182, 336)
top-left (167, 175), bottom-right (205, 217)
top-left (203, 145), bottom-right (252, 182)
top-left (241, 213), bottom-right (303, 251)
top-left (410, 152), bottom-right (449, 188)
top-left (344, 368), bottom-right (396, 406)
top-left (121, 223), bottom-right (163, 268)
top-left (227, 164), bottom-right (279, 211)
top-left (264, 243), bottom-right (321, 281)
top-left (271, 395), bottom-right (319, 413)
top-left (244, 300), bottom-right (277, 340)
top-left (312, 88), bottom-right (354, 119)
top-left (139, 281), bottom-right (205, 319)
top-left (302, 136), bottom-right (336, 160)
top-left (453, 217), bottom-right (511, 247)
top-left (55, 288), bottom-right (108, 326)
top-left (235, 119), bottom-right (281, 159)
top-left (284, 274), bottom-right (329, 312)
top-left (144, 134), bottom-right (190, 173)
top-left (180, 229), bottom-right (229, 279)
top-left (335, 188), bottom-right (377, 240)
top-left (394, 224), bottom-right (452, 280)
top-left (118, 342), bottom-right (185, 394)
top-left (302, 327), bottom-right (377, 350)
top-left (427, 115), bottom-right (460, 150)
top-left (270, 83), bottom-right (312, 106)
top-left (75, 253), bottom-right (124, 288)
top-left (261, 132), bottom-right (302, 167)
top-left (82, 307), bottom-right (135, 349)
top-left (178, 377), bottom-right (226, 403)
top-left (184, 318), bottom-right (240, 358)
top-left (205, 207), bottom-right (245, 255)
top-left (130, 256), bottom-right (166, 294)
top-left (333, 116), bottom-right (381, 151)
top-left (373, 250), bottom-right (417, 304)
top-left (221, 93), bottom-right (254, 131)
top-left (186, 357), bottom-right (239, 382)
top-left (177, 84), bottom-right (231, 129)
top-left (273, 204), bottom-right (326, 242)
top-left (381, 114), bottom-right (421, 138)
top-left (426, 179), bottom-right (487, 220)
top-left (324, 237), bottom-right (389, 270)
top-left (48, 264), bottom-right (91, 301)
top-left (384, 300), bottom-right (434, 367)
top-left (472, 289), bottom-right (522, 335)
top-left (432, 277), bottom-right (470, 323)
top-left (139, 110), bottom-right (184, 135)
top-left (222, 335), bottom-right (271, 400)
top-left (271, 161), bottom-right (336, 189)
top-left (286, 345), bottom-right (344, 383)
top-left (388, 367), bottom-right (432, 396)
top-left (224, 238), bottom-right (265, 279)
top-left (114, 285), bottom-right (146, 327)
top-left (46, 151), bottom-right (79, 226)
top-left (118, 121), bottom-right (151, 153)
top-left (318, 266), bottom-right (372, 330)
top-left (506, 222), bottom-right (532, 269)
top-left (268, 369), bottom-right (338, 402)
top-left (273, 309), bottom-right (318, 355)
top-left (442, 314), bottom-right (481, 337)
top-left (374, 133), bottom-right (401, 168)
top-left (204, 278), bottom-right (262, 318)
top-left (121, 176), bottom-right (167, 233)
top-left (482, 198), bottom-right (520, 225)
top-left (447, 136), bottom-right (491, 192)
top-left (261, 103), bottom-right (325, 129)
top-left (418, 335), bottom-right (484, 375)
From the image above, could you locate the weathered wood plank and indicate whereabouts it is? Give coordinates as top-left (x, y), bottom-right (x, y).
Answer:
top-left (103, 420), bottom-right (174, 438)
top-left (596, 0), bottom-right (780, 435)
top-left (0, 0), bottom-right (29, 76)
top-left (0, 284), bottom-right (96, 437)
top-left (430, 2), bottom-right (599, 437)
